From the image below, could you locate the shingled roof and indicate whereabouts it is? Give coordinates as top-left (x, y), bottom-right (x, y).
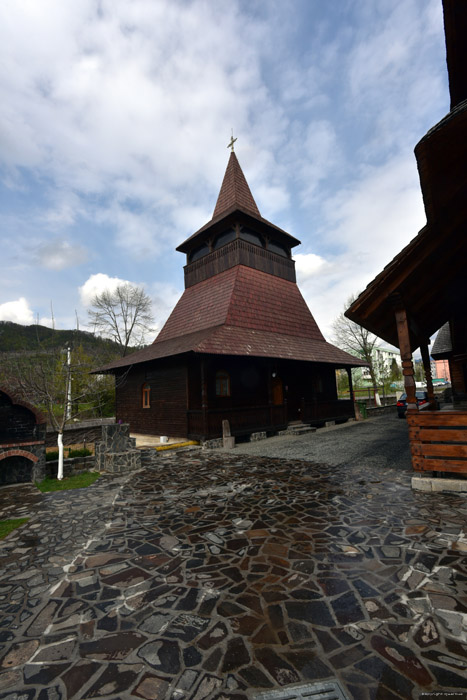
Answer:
top-left (98, 266), bottom-right (367, 371)
top-left (213, 151), bottom-right (261, 219)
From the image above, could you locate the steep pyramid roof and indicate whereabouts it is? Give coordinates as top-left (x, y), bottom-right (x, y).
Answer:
top-left (212, 151), bottom-right (261, 219)
top-left (97, 266), bottom-right (367, 371)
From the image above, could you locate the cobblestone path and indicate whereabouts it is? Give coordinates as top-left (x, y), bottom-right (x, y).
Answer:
top-left (0, 447), bottom-right (466, 699)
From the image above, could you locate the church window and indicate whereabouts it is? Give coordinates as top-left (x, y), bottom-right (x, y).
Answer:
top-left (239, 227), bottom-right (264, 248)
top-left (142, 383), bottom-right (151, 408)
top-left (189, 243), bottom-right (210, 262)
top-left (268, 241), bottom-right (289, 258)
top-left (216, 370), bottom-right (231, 397)
top-left (213, 228), bottom-right (236, 250)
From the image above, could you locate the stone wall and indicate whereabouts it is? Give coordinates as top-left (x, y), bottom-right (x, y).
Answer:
top-left (46, 418), bottom-right (115, 447)
top-left (45, 455), bottom-right (95, 479)
top-left (95, 423), bottom-right (142, 474)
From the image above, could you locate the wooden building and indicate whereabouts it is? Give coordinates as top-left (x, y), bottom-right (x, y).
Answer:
top-left (346, 0), bottom-right (467, 476)
top-left (99, 150), bottom-right (366, 440)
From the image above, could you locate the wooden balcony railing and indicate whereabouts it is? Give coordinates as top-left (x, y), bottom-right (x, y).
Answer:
top-left (407, 409), bottom-right (467, 474)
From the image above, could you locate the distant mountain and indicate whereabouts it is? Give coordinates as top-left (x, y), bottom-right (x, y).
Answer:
top-left (0, 321), bottom-right (122, 354)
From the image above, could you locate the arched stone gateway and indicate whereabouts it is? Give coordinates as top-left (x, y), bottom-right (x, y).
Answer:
top-left (0, 388), bottom-right (46, 485)
top-left (0, 454), bottom-right (36, 485)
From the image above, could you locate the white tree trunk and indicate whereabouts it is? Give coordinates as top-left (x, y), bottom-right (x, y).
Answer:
top-left (57, 432), bottom-right (64, 480)
top-left (374, 391), bottom-right (382, 407)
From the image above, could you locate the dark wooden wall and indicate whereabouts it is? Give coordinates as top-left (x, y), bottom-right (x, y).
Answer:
top-left (188, 355), bottom-right (338, 418)
top-left (116, 353), bottom-right (344, 439)
top-left (116, 358), bottom-right (188, 436)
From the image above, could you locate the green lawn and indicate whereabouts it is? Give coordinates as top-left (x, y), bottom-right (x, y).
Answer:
top-left (0, 518), bottom-right (29, 539)
top-left (36, 471), bottom-right (100, 492)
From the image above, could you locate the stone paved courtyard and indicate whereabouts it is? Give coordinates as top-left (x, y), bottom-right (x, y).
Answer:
top-left (0, 417), bottom-right (466, 700)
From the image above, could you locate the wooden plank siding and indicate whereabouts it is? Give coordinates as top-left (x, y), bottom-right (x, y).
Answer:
top-left (407, 409), bottom-right (467, 473)
top-left (184, 238), bottom-right (296, 287)
top-left (187, 404), bottom-right (287, 439)
top-left (116, 359), bottom-right (188, 437)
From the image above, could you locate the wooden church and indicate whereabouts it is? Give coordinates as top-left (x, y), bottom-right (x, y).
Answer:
top-left (99, 150), bottom-right (367, 440)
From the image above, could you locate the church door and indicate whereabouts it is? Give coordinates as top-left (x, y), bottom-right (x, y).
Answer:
top-left (272, 376), bottom-right (283, 405)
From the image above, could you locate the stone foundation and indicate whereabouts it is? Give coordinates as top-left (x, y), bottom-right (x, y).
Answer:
top-left (202, 438), bottom-right (224, 450)
top-left (250, 431), bottom-right (267, 441)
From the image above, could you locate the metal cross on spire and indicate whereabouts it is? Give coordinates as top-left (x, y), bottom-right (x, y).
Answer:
top-left (227, 129), bottom-right (237, 151)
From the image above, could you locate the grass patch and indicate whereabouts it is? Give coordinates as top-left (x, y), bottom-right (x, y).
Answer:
top-left (0, 518), bottom-right (29, 539)
top-left (36, 471), bottom-right (100, 492)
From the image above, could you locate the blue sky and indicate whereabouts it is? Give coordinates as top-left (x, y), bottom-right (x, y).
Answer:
top-left (0, 0), bottom-right (449, 341)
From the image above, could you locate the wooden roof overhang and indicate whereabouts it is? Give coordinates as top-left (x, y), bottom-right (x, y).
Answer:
top-left (346, 100), bottom-right (467, 352)
top-left (94, 328), bottom-right (368, 374)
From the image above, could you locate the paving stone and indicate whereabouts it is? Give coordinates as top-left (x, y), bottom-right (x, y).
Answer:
top-left (82, 662), bottom-right (143, 698)
top-left (137, 640), bottom-right (181, 675)
top-left (0, 641), bottom-right (39, 669)
top-left (254, 648), bottom-right (300, 685)
top-left (1, 431), bottom-right (467, 699)
top-left (60, 660), bottom-right (102, 697)
top-left (221, 638), bottom-right (250, 673)
top-left (132, 673), bottom-right (170, 699)
top-left (80, 631), bottom-right (147, 661)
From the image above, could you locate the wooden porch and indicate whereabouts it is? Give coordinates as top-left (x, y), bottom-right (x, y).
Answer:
top-left (187, 399), bottom-right (355, 440)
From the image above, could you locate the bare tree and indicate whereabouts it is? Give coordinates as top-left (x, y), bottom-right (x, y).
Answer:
top-left (88, 283), bottom-right (155, 356)
top-left (1, 346), bottom-right (116, 480)
top-left (332, 295), bottom-right (382, 406)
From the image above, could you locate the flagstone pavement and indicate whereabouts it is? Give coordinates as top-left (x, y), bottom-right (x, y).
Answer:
top-left (0, 417), bottom-right (466, 700)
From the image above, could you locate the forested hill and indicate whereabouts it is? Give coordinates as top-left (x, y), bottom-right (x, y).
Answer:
top-left (0, 321), bottom-right (121, 354)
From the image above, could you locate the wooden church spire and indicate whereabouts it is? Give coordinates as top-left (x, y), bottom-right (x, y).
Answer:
top-left (212, 151), bottom-right (261, 219)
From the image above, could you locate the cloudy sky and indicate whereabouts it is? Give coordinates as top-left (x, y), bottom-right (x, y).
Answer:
top-left (0, 0), bottom-right (449, 342)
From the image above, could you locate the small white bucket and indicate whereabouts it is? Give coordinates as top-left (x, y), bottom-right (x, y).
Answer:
top-left (160, 436), bottom-right (169, 444)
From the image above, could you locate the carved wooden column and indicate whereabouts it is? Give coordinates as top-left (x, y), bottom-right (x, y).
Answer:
top-left (394, 305), bottom-right (417, 410)
top-left (420, 341), bottom-right (435, 406)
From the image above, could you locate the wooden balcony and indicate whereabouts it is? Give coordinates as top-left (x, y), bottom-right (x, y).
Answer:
top-left (407, 408), bottom-right (467, 474)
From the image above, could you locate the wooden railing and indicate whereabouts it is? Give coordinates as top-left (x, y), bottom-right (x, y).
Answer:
top-left (407, 409), bottom-right (467, 474)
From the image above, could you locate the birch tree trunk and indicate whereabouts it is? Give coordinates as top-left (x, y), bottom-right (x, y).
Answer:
top-left (57, 432), bottom-right (64, 480)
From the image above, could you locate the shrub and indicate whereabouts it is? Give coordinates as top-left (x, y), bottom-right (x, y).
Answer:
top-left (45, 447), bottom-right (92, 461)
top-left (68, 448), bottom-right (92, 458)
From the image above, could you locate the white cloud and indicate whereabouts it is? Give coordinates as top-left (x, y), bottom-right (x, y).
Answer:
top-left (294, 253), bottom-right (329, 280)
top-left (0, 0), bottom-right (448, 333)
top-left (299, 152), bottom-right (428, 339)
top-left (79, 273), bottom-right (130, 307)
top-left (0, 298), bottom-right (34, 324)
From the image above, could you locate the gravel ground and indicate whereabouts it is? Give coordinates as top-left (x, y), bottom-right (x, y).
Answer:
top-left (223, 414), bottom-right (412, 471)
